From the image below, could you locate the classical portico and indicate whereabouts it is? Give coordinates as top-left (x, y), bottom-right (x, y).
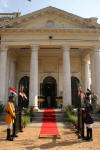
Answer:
top-left (0, 6), bottom-right (100, 108)
top-left (29, 44), bottom-right (72, 109)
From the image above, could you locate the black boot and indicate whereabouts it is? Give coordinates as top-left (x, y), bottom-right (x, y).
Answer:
top-left (12, 131), bottom-right (18, 138)
top-left (12, 120), bottom-right (18, 138)
top-left (12, 127), bottom-right (18, 138)
top-left (89, 128), bottom-right (93, 141)
top-left (84, 127), bottom-right (89, 141)
top-left (6, 129), bottom-right (13, 141)
top-left (86, 128), bottom-right (93, 141)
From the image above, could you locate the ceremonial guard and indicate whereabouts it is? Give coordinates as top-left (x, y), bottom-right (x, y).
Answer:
top-left (5, 95), bottom-right (16, 141)
top-left (78, 86), bottom-right (85, 107)
top-left (18, 90), bottom-right (27, 131)
top-left (86, 89), bottom-right (91, 102)
top-left (84, 97), bottom-right (94, 141)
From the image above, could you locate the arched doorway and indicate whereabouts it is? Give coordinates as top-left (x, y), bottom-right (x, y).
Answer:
top-left (71, 76), bottom-right (81, 108)
top-left (42, 76), bottom-right (57, 108)
top-left (18, 76), bottom-right (29, 108)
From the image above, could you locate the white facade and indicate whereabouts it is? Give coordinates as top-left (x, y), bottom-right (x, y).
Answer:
top-left (0, 7), bottom-right (100, 107)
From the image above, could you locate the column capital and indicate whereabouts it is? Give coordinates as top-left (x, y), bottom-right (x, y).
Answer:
top-left (92, 46), bottom-right (100, 52)
top-left (62, 44), bottom-right (70, 52)
top-left (82, 56), bottom-right (90, 62)
top-left (11, 57), bottom-right (16, 62)
top-left (30, 44), bottom-right (39, 51)
top-left (0, 44), bottom-right (8, 51)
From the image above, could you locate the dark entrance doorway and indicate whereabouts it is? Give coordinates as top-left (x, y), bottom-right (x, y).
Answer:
top-left (42, 76), bottom-right (57, 108)
top-left (18, 76), bottom-right (29, 108)
top-left (71, 76), bottom-right (81, 108)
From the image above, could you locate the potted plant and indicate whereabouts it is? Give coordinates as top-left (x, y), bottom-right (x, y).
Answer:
top-left (21, 115), bottom-right (31, 128)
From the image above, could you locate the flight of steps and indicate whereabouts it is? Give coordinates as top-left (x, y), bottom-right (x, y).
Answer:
top-left (31, 111), bottom-right (44, 123)
top-left (31, 109), bottom-right (66, 123)
top-left (92, 114), bottom-right (100, 122)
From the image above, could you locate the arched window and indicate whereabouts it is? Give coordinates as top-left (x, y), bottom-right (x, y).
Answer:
top-left (71, 76), bottom-right (81, 108)
top-left (18, 76), bottom-right (29, 108)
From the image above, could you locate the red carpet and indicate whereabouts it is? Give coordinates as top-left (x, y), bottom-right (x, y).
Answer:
top-left (39, 109), bottom-right (60, 138)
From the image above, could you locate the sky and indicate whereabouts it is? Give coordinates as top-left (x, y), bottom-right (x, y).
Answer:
top-left (0, 0), bottom-right (100, 23)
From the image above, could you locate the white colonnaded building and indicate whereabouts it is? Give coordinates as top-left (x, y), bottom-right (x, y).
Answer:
top-left (0, 6), bottom-right (100, 109)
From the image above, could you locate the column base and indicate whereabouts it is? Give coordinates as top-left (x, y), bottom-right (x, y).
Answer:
top-left (33, 106), bottom-right (39, 112)
top-left (61, 107), bottom-right (67, 112)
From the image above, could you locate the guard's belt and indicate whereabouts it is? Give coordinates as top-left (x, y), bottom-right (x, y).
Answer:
top-left (6, 111), bottom-right (10, 114)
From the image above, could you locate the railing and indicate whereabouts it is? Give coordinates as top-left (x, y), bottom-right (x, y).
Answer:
top-left (56, 96), bottom-right (63, 108)
top-left (38, 96), bottom-right (45, 108)
top-left (0, 13), bottom-right (21, 19)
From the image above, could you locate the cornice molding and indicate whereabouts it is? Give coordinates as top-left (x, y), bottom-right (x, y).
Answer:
top-left (0, 44), bottom-right (8, 51)
top-left (0, 28), bottom-right (100, 34)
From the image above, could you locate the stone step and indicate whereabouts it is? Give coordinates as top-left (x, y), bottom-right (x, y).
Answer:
top-left (31, 111), bottom-right (66, 123)
top-left (92, 114), bottom-right (100, 122)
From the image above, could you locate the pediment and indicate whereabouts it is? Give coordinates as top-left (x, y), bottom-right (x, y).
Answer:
top-left (0, 6), bottom-right (100, 29)
top-left (11, 14), bottom-right (89, 29)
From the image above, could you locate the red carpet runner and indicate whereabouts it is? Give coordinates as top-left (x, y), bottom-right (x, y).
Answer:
top-left (39, 109), bottom-right (60, 138)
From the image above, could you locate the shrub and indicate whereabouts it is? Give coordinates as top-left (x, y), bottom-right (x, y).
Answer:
top-left (96, 104), bottom-right (100, 114)
top-left (66, 105), bottom-right (74, 112)
top-left (22, 108), bottom-right (30, 116)
top-left (29, 106), bottom-right (34, 115)
top-left (29, 106), bottom-right (34, 122)
top-left (66, 111), bottom-right (77, 123)
top-left (0, 104), bottom-right (4, 114)
top-left (21, 107), bottom-right (34, 126)
top-left (21, 115), bottom-right (31, 127)
top-left (65, 105), bottom-right (78, 124)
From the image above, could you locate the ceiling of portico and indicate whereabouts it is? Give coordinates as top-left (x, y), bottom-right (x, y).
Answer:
top-left (1, 6), bottom-right (100, 29)
top-left (8, 46), bottom-right (91, 60)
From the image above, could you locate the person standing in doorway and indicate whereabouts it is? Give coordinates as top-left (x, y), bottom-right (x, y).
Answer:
top-left (47, 96), bottom-right (51, 108)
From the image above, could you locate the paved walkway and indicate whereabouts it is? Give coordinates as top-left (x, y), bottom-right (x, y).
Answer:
top-left (0, 123), bottom-right (100, 150)
top-left (0, 110), bottom-right (100, 150)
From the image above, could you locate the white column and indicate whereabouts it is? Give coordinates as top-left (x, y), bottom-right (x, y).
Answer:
top-left (84, 59), bottom-right (90, 91)
top-left (90, 53), bottom-right (95, 92)
top-left (91, 47), bottom-right (100, 104)
top-left (29, 45), bottom-right (39, 109)
top-left (63, 45), bottom-right (71, 107)
top-left (0, 44), bottom-right (8, 104)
